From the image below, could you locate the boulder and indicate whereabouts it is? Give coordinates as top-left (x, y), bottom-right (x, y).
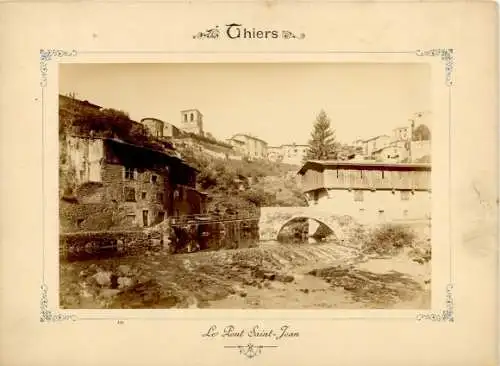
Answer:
top-left (118, 277), bottom-right (134, 289)
top-left (118, 265), bottom-right (132, 276)
top-left (93, 271), bottom-right (112, 287)
top-left (100, 289), bottom-right (120, 298)
top-left (276, 274), bottom-right (294, 283)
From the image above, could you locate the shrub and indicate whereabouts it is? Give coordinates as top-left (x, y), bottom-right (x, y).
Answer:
top-left (408, 238), bottom-right (432, 264)
top-left (241, 188), bottom-right (274, 207)
top-left (364, 224), bottom-right (416, 256)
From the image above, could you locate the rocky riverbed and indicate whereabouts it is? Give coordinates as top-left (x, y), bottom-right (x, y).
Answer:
top-left (60, 240), bottom-right (430, 309)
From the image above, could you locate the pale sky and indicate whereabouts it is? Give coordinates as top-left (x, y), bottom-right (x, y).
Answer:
top-left (59, 63), bottom-right (431, 146)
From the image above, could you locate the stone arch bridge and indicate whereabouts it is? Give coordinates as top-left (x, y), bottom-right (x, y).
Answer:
top-left (259, 206), bottom-right (352, 242)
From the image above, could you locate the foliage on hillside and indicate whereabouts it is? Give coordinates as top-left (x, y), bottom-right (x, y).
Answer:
top-left (177, 145), bottom-right (307, 214)
top-left (412, 124), bottom-right (431, 141)
top-left (60, 97), bottom-right (174, 152)
top-left (59, 95), bottom-right (307, 215)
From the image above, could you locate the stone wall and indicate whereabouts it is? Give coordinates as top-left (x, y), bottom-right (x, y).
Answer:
top-left (174, 137), bottom-right (243, 161)
top-left (60, 230), bottom-right (158, 261)
top-left (60, 216), bottom-right (260, 261)
top-left (411, 140), bottom-right (431, 161)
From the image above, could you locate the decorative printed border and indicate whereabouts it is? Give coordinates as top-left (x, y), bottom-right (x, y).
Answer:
top-left (40, 48), bottom-right (454, 324)
top-left (40, 49), bottom-right (77, 87)
top-left (224, 344), bottom-right (279, 359)
top-left (40, 284), bottom-right (77, 322)
top-left (40, 48), bottom-right (79, 322)
top-left (193, 26), bottom-right (221, 39)
top-left (281, 30), bottom-right (306, 40)
top-left (416, 48), bottom-right (455, 86)
top-left (416, 284), bottom-right (454, 322)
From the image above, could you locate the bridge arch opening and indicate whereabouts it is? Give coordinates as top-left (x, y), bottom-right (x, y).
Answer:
top-left (276, 216), bottom-right (338, 243)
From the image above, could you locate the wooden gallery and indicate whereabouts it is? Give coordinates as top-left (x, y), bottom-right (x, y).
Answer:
top-left (298, 160), bottom-right (432, 224)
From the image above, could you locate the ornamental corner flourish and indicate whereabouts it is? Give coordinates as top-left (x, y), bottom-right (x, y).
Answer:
top-left (40, 284), bottom-right (77, 323)
top-left (416, 284), bottom-right (455, 322)
top-left (416, 48), bottom-right (455, 86)
top-left (40, 49), bottom-right (78, 88)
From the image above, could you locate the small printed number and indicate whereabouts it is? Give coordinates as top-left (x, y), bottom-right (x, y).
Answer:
top-left (117, 320), bottom-right (125, 325)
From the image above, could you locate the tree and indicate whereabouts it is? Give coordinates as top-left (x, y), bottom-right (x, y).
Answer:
top-left (304, 110), bottom-right (339, 161)
top-left (413, 124), bottom-right (431, 141)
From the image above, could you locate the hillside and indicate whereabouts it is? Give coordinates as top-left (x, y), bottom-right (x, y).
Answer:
top-left (59, 95), bottom-right (307, 218)
top-left (176, 145), bottom-right (307, 215)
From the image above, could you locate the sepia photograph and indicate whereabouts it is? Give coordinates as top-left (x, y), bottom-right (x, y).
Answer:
top-left (58, 62), bottom-right (432, 310)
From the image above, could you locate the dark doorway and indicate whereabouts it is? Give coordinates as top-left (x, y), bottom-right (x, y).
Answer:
top-left (142, 210), bottom-right (149, 227)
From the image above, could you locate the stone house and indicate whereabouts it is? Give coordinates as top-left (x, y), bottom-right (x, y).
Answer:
top-left (140, 117), bottom-right (164, 138)
top-left (372, 140), bottom-right (431, 163)
top-left (280, 144), bottom-right (309, 165)
top-left (267, 146), bottom-right (283, 163)
top-left (140, 117), bottom-right (184, 139)
top-left (62, 136), bottom-right (206, 231)
top-left (228, 133), bottom-right (268, 160)
top-left (372, 140), bottom-right (409, 162)
top-left (267, 143), bottom-right (308, 165)
top-left (298, 160), bottom-right (431, 224)
top-left (392, 126), bottom-right (412, 142)
top-left (410, 140), bottom-right (431, 161)
top-left (362, 134), bottom-right (392, 157)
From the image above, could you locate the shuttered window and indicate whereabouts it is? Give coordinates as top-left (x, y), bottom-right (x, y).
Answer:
top-left (400, 190), bottom-right (410, 201)
top-left (354, 190), bottom-right (364, 202)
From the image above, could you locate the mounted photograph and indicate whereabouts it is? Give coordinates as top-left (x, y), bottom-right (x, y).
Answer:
top-left (58, 62), bottom-right (432, 310)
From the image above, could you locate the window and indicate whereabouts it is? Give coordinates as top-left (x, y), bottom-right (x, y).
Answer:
top-left (124, 167), bottom-right (135, 180)
top-left (157, 211), bottom-right (165, 222)
top-left (151, 175), bottom-right (158, 184)
top-left (141, 192), bottom-right (147, 200)
top-left (190, 113), bottom-right (194, 121)
top-left (184, 114), bottom-right (187, 122)
top-left (354, 190), bottom-right (364, 202)
top-left (126, 214), bottom-right (136, 224)
top-left (124, 187), bottom-right (136, 202)
top-left (313, 190), bottom-right (319, 205)
top-left (382, 171), bottom-right (385, 179)
top-left (400, 191), bottom-right (410, 201)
